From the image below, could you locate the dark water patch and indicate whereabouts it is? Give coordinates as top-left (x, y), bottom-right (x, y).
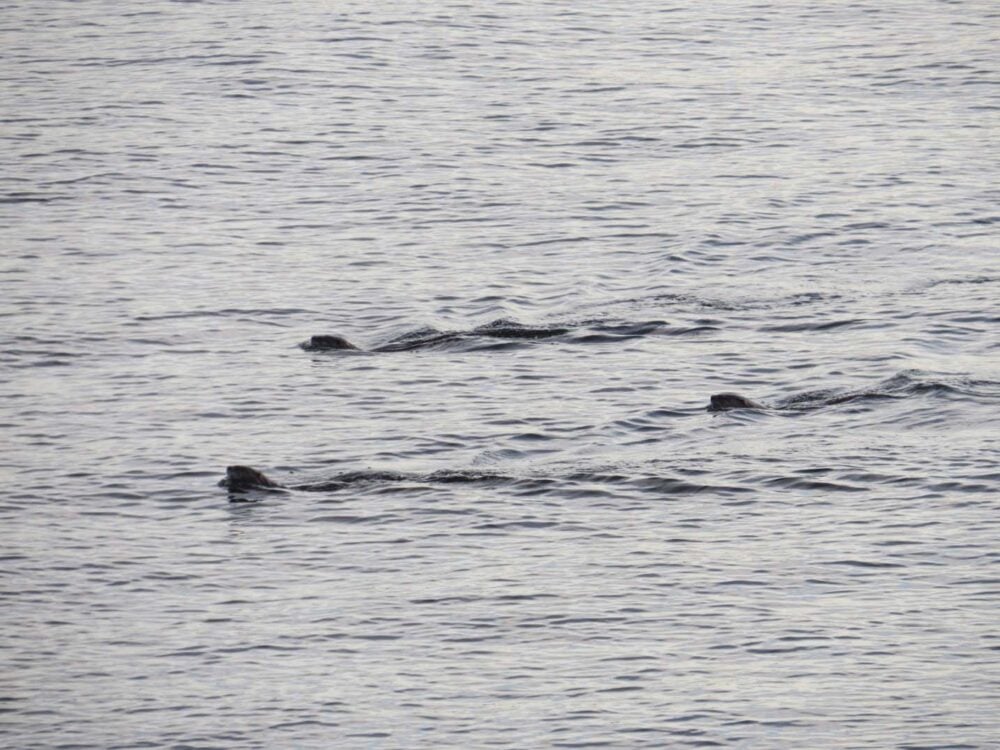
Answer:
top-left (475, 519), bottom-right (559, 530)
top-left (943, 313), bottom-right (1000, 324)
top-left (409, 595), bottom-right (479, 605)
top-left (915, 275), bottom-right (999, 291)
top-left (968, 472), bottom-right (1000, 482)
top-left (425, 469), bottom-right (512, 484)
top-left (373, 320), bottom-right (570, 352)
top-left (763, 477), bottom-right (864, 492)
top-left (609, 416), bottom-right (665, 432)
top-left (495, 592), bottom-right (560, 603)
top-left (0, 193), bottom-right (64, 204)
top-left (306, 512), bottom-right (398, 525)
top-left (788, 231), bottom-right (837, 245)
top-left (367, 327), bottom-right (458, 352)
top-left (296, 470), bottom-right (409, 492)
top-left (839, 472), bottom-right (924, 486)
top-left (715, 579), bottom-right (771, 587)
top-left (824, 560), bottom-right (906, 569)
top-left (745, 645), bottom-right (820, 654)
top-left (675, 138), bottom-right (748, 150)
top-left (473, 319), bottom-right (571, 339)
top-left (760, 318), bottom-right (865, 333)
top-left (459, 338), bottom-right (547, 353)
top-left (665, 325), bottom-right (719, 335)
top-left (627, 477), bottom-right (717, 496)
top-left (582, 320), bottom-right (709, 340)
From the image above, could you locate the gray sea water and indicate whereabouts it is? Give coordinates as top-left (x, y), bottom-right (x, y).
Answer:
top-left (3, 2), bottom-right (999, 748)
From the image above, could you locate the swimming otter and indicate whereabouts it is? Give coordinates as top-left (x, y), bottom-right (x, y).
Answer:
top-left (708, 393), bottom-right (766, 411)
top-left (221, 465), bottom-right (283, 491)
top-left (301, 334), bottom-right (359, 351)
top-left (302, 323), bottom-right (570, 353)
top-left (220, 465), bottom-right (492, 496)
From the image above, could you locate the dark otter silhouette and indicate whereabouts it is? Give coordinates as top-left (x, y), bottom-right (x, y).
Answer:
top-left (222, 464), bottom-right (405, 492)
top-left (302, 334), bottom-right (359, 351)
top-left (708, 393), bottom-right (766, 411)
top-left (300, 321), bottom-right (571, 353)
top-left (220, 464), bottom-right (508, 497)
top-left (707, 390), bottom-right (894, 412)
top-left (221, 465), bottom-right (284, 491)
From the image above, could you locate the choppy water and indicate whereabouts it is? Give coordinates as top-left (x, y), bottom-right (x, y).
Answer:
top-left (3, 2), bottom-right (999, 748)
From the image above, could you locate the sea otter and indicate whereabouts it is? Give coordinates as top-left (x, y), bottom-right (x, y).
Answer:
top-left (301, 334), bottom-right (359, 351)
top-left (708, 393), bottom-right (766, 411)
top-left (220, 465), bottom-right (493, 496)
top-left (221, 465), bottom-right (283, 491)
top-left (300, 322), bottom-right (571, 353)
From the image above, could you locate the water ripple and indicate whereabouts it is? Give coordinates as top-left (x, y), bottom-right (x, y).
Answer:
top-left (2, 1), bottom-right (997, 748)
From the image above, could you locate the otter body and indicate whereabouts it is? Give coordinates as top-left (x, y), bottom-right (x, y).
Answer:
top-left (301, 334), bottom-right (359, 351)
top-left (301, 323), bottom-right (569, 354)
top-left (221, 465), bottom-right (283, 492)
top-left (708, 393), bottom-right (766, 411)
top-left (220, 465), bottom-right (411, 497)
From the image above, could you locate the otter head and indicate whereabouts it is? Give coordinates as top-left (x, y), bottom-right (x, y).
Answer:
top-left (302, 334), bottom-right (359, 351)
top-left (224, 465), bottom-right (279, 491)
top-left (708, 393), bottom-right (764, 411)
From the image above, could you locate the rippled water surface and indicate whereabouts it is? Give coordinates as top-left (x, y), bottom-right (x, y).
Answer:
top-left (3, 2), bottom-right (999, 747)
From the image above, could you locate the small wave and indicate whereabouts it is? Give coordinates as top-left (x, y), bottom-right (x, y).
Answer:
top-left (761, 319), bottom-right (863, 333)
top-left (763, 477), bottom-right (864, 492)
top-left (425, 469), bottom-right (511, 484)
top-left (915, 275), bottom-right (998, 291)
top-left (376, 319), bottom-right (570, 351)
top-left (639, 290), bottom-right (837, 312)
top-left (569, 320), bottom-right (667, 343)
top-left (296, 470), bottom-right (408, 491)
top-left (775, 371), bottom-right (980, 410)
top-left (138, 307), bottom-right (314, 322)
top-left (823, 560), bottom-right (905, 569)
top-left (713, 371), bottom-right (992, 414)
top-left (471, 319), bottom-right (570, 339)
top-left (0, 193), bottom-right (64, 204)
top-left (775, 388), bottom-right (905, 410)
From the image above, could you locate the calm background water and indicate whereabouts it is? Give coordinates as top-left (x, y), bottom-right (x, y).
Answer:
top-left (2, 2), bottom-right (999, 748)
